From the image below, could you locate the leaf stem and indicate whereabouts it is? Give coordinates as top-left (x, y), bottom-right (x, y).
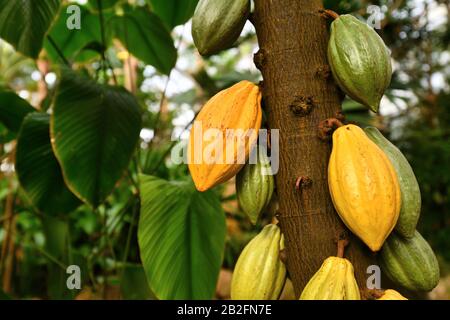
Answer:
top-left (97, 0), bottom-right (117, 85)
top-left (119, 199), bottom-right (139, 286)
top-left (47, 35), bottom-right (71, 67)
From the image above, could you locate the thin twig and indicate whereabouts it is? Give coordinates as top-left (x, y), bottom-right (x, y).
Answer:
top-left (106, 59), bottom-right (118, 86)
top-left (66, 221), bottom-right (73, 266)
top-left (100, 207), bottom-right (108, 299)
top-left (127, 169), bottom-right (139, 192)
top-left (34, 245), bottom-right (67, 271)
top-left (144, 25), bottom-right (186, 169)
top-left (1, 166), bottom-right (16, 293)
top-left (123, 16), bottom-right (136, 93)
top-left (0, 214), bottom-right (14, 224)
top-left (97, 0), bottom-right (107, 76)
top-left (87, 195), bottom-right (136, 264)
top-left (47, 35), bottom-right (71, 67)
top-left (119, 199), bottom-right (139, 287)
top-left (337, 238), bottom-right (349, 258)
top-left (2, 213), bottom-right (16, 293)
top-left (319, 9), bottom-right (339, 20)
top-left (96, 0), bottom-right (117, 85)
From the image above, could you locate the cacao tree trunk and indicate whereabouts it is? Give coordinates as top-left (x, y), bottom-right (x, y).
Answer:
top-left (253, 0), bottom-right (375, 297)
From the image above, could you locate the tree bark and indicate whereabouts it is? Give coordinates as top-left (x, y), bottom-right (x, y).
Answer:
top-left (253, 0), bottom-right (375, 297)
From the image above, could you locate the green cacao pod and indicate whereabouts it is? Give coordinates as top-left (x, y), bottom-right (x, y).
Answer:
top-left (231, 224), bottom-right (286, 300)
top-left (365, 127), bottom-right (421, 238)
top-left (236, 146), bottom-right (274, 224)
top-left (328, 14), bottom-right (392, 113)
top-left (380, 230), bottom-right (440, 292)
top-left (192, 0), bottom-right (250, 56)
top-left (300, 257), bottom-right (361, 300)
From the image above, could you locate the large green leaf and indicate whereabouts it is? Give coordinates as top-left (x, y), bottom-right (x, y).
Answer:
top-left (0, 289), bottom-right (11, 300)
top-left (88, 0), bottom-right (118, 11)
top-left (121, 264), bottom-right (154, 300)
top-left (0, 90), bottom-right (35, 132)
top-left (110, 8), bottom-right (177, 75)
top-left (51, 70), bottom-right (142, 207)
top-left (0, 123), bottom-right (16, 144)
top-left (0, 0), bottom-right (61, 58)
top-left (44, 5), bottom-right (104, 63)
top-left (138, 175), bottom-right (226, 300)
top-left (149, 0), bottom-right (199, 29)
top-left (42, 216), bottom-right (86, 299)
top-left (16, 113), bottom-right (81, 215)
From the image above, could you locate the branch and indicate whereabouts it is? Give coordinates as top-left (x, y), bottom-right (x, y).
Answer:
top-left (97, 0), bottom-right (117, 85)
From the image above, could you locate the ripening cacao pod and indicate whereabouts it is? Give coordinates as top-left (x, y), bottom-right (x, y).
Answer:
top-left (188, 81), bottom-right (262, 192)
top-left (377, 289), bottom-right (408, 300)
top-left (328, 14), bottom-right (392, 113)
top-left (231, 224), bottom-right (286, 300)
top-left (192, 0), bottom-right (250, 56)
top-left (236, 146), bottom-right (274, 224)
top-left (380, 230), bottom-right (440, 292)
top-left (365, 127), bottom-right (421, 238)
top-left (328, 124), bottom-right (401, 251)
top-left (300, 257), bottom-right (360, 300)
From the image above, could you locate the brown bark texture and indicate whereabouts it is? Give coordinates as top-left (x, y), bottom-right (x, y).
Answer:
top-left (253, 0), bottom-right (375, 297)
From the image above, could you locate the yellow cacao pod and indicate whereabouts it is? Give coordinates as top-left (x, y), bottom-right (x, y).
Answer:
top-left (188, 81), bottom-right (262, 192)
top-left (377, 289), bottom-right (408, 300)
top-left (300, 257), bottom-right (360, 300)
top-left (231, 224), bottom-right (286, 300)
top-left (328, 124), bottom-right (401, 251)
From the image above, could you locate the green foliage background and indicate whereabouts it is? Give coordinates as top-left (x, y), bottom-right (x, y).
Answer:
top-left (0, 0), bottom-right (448, 299)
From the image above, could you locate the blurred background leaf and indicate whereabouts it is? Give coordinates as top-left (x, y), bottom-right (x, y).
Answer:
top-left (44, 5), bottom-right (106, 63)
top-left (51, 70), bottom-right (142, 207)
top-left (148, 0), bottom-right (199, 29)
top-left (110, 8), bottom-right (177, 75)
top-left (15, 113), bottom-right (81, 215)
top-left (0, 90), bottom-right (35, 133)
top-left (138, 175), bottom-right (226, 299)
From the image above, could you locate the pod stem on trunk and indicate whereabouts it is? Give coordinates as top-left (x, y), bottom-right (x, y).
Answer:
top-left (337, 238), bottom-right (349, 258)
top-left (319, 9), bottom-right (339, 20)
